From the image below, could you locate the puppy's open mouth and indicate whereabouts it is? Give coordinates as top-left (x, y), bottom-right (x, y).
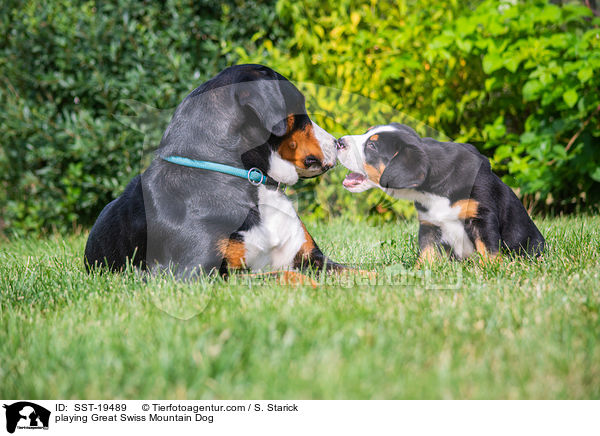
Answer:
top-left (343, 172), bottom-right (367, 189)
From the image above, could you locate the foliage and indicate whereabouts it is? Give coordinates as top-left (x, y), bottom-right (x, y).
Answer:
top-left (0, 0), bottom-right (281, 235)
top-left (1, 0), bottom-right (599, 235)
top-left (237, 0), bottom-right (600, 217)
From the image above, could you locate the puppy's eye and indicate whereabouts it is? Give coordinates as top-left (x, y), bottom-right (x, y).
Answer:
top-left (366, 141), bottom-right (377, 150)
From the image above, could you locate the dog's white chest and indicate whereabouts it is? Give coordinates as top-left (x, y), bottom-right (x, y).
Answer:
top-left (241, 186), bottom-right (305, 271)
top-left (386, 188), bottom-right (475, 259)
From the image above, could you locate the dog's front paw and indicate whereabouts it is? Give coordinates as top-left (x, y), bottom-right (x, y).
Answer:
top-left (277, 271), bottom-right (318, 288)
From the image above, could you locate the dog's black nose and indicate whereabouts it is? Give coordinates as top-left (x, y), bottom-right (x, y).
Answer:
top-left (304, 155), bottom-right (320, 168)
top-left (335, 138), bottom-right (346, 150)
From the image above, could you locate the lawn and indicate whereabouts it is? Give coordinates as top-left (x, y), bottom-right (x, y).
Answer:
top-left (1, 215), bottom-right (599, 399)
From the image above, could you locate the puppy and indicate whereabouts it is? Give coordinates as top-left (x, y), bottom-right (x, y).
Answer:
top-left (337, 123), bottom-right (545, 262)
top-left (85, 64), bottom-right (343, 277)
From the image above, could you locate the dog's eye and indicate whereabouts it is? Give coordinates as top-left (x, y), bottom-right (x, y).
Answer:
top-left (366, 141), bottom-right (377, 150)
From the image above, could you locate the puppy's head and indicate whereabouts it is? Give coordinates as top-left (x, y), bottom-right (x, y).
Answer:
top-left (233, 65), bottom-right (337, 184)
top-left (337, 123), bottom-right (429, 192)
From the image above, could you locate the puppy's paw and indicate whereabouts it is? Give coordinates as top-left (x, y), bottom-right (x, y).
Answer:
top-left (477, 252), bottom-right (503, 266)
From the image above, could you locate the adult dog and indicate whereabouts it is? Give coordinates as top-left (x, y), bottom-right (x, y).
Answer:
top-left (337, 123), bottom-right (545, 263)
top-left (85, 64), bottom-right (342, 277)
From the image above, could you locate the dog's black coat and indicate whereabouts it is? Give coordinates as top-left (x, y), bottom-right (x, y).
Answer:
top-left (85, 64), bottom-right (340, 276)
top-left (85, 175), bottom-right (147, 270)
top-left (339, 123), bottom-right (545, 259)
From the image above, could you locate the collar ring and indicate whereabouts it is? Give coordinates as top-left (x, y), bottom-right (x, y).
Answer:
top-left (247, 168), bottom-right (264, 186)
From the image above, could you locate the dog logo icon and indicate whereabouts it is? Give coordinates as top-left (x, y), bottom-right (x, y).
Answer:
top-left (3, 402), bottom-right (50, 433)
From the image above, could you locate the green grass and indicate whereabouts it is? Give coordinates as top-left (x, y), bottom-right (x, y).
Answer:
top-left (1, 215), bottom-right (599, 399)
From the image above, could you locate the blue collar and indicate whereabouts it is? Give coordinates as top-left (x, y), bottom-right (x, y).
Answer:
top-left (162, 156), bottom-right (284, 190)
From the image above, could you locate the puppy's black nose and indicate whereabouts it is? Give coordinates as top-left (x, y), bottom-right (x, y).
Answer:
top-left (335, 138), bottom-right (346, 150)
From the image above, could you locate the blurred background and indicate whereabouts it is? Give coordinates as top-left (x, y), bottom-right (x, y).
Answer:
top-left (1, 0), bottom-right (599, 237)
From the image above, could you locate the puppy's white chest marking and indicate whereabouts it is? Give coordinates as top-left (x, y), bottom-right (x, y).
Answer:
top-left (241, 186), bottom-right (305, 271)
top-left (385, 188), bottom-right (474, 259)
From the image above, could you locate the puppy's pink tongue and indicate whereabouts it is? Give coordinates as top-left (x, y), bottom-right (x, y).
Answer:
top-left (343, 172), bottom-right (366, 188)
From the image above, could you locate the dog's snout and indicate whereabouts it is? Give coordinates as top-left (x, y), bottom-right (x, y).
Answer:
top-left (335, 138), bottom-right (347, 150)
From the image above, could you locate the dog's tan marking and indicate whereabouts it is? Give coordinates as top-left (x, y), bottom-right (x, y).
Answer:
top-left (474, 238), bottom-right (501, 264)
top-left (286, 114), bottom-right (295, 133)
top-left (277, 271), bottom-right (318, 288)
top-left (416, 245), bottom-right (439, 267)
top-left (278, 117), bottom-right (325, 169)
top-left (294, 223), bottom-right (316, 266)
top-left (453, 199), bottom-right (479, 220)
top-left (217, 238), bottom-right (246, 269)
top-left (475, 238), bottom-right (487, 255)
top-left (240, 270), bottom-right (318, 288)
top-left (369, 134), bottom-right (379, 141)
top-left (419, 220), bottom-right (436, 227)
top-left (364, 162), bottom-right (385, 184)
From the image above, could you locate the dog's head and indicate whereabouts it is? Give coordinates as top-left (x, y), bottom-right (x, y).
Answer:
top-left (229, 65), bottom-right (337, 184)
top-left (160, 65), bottom-right (337, 185)
top-left (337, 123), bottom-right (430, 192)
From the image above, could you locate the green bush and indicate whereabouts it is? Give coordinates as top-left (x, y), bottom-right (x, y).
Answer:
top-left (0, 0), bottom-right (281, 235)
top-left (237, 0), bottom-right (600, 218)
top-left (1, 0), bottom-right (599, 236)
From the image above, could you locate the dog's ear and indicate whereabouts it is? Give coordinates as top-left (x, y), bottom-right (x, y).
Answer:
top-left (235, 79), bottom-right (288, 137)
top-left (379, 143), bottom-right (429, 189)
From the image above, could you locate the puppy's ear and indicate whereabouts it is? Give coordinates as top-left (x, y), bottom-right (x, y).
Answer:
top-left (235, 79), bottom-right (288, 137)
top-left (379, 144), bottom-right (429, 189)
